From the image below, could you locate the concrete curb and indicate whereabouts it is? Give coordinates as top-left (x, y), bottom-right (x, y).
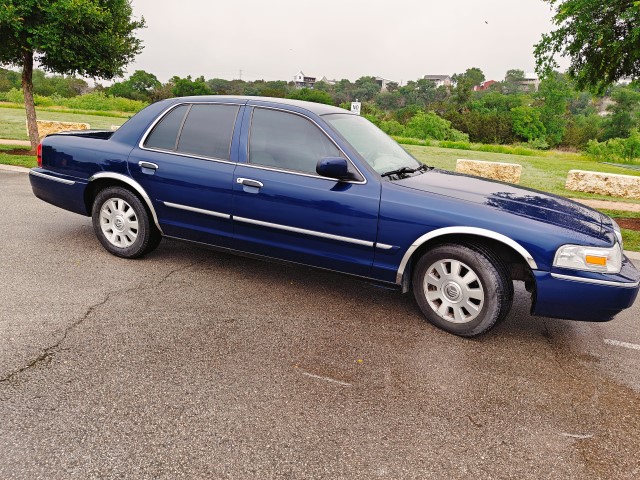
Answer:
top-left (625, 250), bottom-right (640, 260)
top-left (0, 164), bottom-right (30, 173)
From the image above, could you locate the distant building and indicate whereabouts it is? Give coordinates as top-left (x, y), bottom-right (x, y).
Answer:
top-left (519, 73), bottom-right (541, 91)
top-left (317, 76), bottom-right (336, 86)
top-left (423, 75), bottom-right (452, 88)
top-left (473, 80), bottom-right (497, 92)
top-left (375, 76), bottom-right (394, 92)
top-left (293, 71), bottom-right (316, 89)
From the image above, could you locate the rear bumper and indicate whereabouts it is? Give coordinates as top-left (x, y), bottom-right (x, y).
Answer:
top-left (531, 257), bottom-right (640, 322)
top-left (29, 168), bottom-right (88, 216)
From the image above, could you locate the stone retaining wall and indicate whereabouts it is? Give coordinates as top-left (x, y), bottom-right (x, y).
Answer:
top-left (29, 120), bottom-right (90, 140)
top-left (565, 170), bottom-right (640, 200)
top-left (456, 159), bottom-right (522, 184)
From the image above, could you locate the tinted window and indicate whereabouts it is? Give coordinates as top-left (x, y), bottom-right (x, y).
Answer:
top-left (249, 108), bottom-right (340, 174)
top-left (177, 104), bottom-right (239, 160)
top-left (144, 105), bottom-right (188, 150)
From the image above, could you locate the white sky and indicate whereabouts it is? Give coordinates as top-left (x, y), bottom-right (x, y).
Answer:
top-left (125, 0), bottom-right (563, 84)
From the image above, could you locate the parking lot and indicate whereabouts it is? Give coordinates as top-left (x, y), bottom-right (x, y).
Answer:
top-left (2, 169), bottom-right (640, 479)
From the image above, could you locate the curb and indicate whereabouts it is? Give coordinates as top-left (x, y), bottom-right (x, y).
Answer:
top-left (0, 164), bottom-right (30, 173)
top-left (625, 250), bottom-right (640, 260)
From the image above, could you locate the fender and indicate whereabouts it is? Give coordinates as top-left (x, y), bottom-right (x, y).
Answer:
top-left (88, 172), bottom-right (163, 234)
top-left (395, 226), bottom-right (539, 284)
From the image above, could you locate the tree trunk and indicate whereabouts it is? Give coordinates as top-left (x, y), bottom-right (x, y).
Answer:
top-left (21, 50), bottom-right (39, 152)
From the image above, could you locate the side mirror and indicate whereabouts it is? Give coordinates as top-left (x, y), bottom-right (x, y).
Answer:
top-left (316, 157), bottom-right (351, 180)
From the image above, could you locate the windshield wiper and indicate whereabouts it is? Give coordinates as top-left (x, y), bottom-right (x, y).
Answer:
top-left (380, 164), bottom-right (430, 178)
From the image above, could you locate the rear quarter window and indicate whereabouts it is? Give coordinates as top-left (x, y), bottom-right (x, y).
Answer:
top-left (144, 105), bottom-right (189, 150)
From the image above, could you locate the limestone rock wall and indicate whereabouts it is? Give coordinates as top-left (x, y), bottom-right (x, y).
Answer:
top-left (456, 159), bottom-right (522, 184)
top-left (565, 170), bottom-right (640, 200)
top-left (29, 120), bottom-right (91, 140)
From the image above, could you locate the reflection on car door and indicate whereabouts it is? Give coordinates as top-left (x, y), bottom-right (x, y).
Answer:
top-left (231, 106), bottom-right (381, 276)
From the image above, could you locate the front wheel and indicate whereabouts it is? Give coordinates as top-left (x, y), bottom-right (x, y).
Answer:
top-left (91, 186), bottom-right (161, 258)
top-left (412, 243), bottom-right (513, 337)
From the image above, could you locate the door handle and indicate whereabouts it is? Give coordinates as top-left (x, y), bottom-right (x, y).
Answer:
top-left (139, 161), bottom-right (159, 172)
top-left (237, 177), bottom-right (263, 189)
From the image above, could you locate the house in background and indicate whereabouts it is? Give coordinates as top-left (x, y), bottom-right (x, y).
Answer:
top-left (375, 76), bottom-right (394, 92)
top-left (317, 76), bottom-right (336, 86)
top-left (519, 73), bottom-right (541, 91)
top-left (293, 71), bottom-right (316, 89)
top-left (473, 80), bottom-right (497, 91)
top-left (423, 75), bottom-right (452, 88)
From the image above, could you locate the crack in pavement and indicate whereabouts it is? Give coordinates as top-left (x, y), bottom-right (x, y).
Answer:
top-left (0, 261), bottom-right (196, 384)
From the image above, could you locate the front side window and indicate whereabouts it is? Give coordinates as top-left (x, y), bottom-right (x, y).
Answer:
top-left (144, 103), bottom-right (239, 161)
top-left (248, 108), bottom-right (341, 175)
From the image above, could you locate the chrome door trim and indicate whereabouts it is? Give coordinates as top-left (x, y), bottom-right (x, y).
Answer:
top-left (163, 201), bottom-right (231, 219)
top-left (376, 243), bottom-right (394, 250)
top-left (550, 273), bottom-right (640, 288)
top-left (29, 170), bottom-right (76, 185)
top-left (88, 172), bottom-right (163, 234)
top-left (234, 216), bottom-right (375, 247)
top-left (236, 177), bottom-right (264, 188)
top-left (395, 226), bottom-right (539, 284)
top-left (138, 161), bottom-right (159, 170)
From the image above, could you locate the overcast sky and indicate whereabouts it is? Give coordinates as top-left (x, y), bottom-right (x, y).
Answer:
top-left (126, 0), bottom-right (563, 84)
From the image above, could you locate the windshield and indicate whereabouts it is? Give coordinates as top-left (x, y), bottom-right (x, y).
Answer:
top-left (323, 114), bottom-right (421, 175)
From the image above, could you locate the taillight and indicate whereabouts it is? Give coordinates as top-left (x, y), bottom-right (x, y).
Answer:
top-left (37, 143), bottom-right (42, 167)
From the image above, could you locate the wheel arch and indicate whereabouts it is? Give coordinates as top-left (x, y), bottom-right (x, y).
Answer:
top-left (396, 227), bottom-right (538, 288)
top-left (85, 172), bottom-right (163, 234)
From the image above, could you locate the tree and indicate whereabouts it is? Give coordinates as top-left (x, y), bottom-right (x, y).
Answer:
top-left (503, 69), bottom-right (526, 94)
top-left (535, 0), bottom-right (640, 92)
top-left (535, 72), bottom-right (573, 146)
top-left (170, 75), bottom-right (211, 97)
top-left (602, 86), bottom-right (640, 139)
top-left (0, 0), bottom-right (144, 150)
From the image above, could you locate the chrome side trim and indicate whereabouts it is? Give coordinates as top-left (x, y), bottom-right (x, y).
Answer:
top-left (395, 226), bottom-right (539, 284)
top-left (88, 172), bottom-right (163, 234)
top-left (550, 273), bottom-right (640, 288)
top-left (30, 170), bottom-right (76, 185)
top-left (376, 243), bottom-right (394, 250)
top-left (163, 202), bottom-right (231, 219)
top-left (234, 216), bottom-right (374, 247)
top-left (138, 161), bottom-right (158, 170)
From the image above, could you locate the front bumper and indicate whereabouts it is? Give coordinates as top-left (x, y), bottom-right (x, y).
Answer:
top-left (531, 256), bottom-right (640, 322)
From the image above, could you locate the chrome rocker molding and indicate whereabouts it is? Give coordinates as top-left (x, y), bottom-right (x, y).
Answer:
top-left (551, 273), bottom-right (640, 288)
top-left (30, 170), bottom-right (76, 185)
top-left (88, 172), bottom-right (163, 234)
top-left (234, 216), bottom-right (377, 248)
top-left (395, 226), bottom-right (539, 284)
top-left (164, 201), bottom-right (231, 219)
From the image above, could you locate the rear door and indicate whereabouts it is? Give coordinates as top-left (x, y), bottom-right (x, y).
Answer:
top-left (231, 106), bottom-right (381, 276)
top-left (128, 101), bottom-right (243, 247)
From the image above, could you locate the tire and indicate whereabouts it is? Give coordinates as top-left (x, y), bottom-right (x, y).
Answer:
top-left (91, 186), bottom-right (161, 258)
top-left (412, 243), bottom-right (513, 337)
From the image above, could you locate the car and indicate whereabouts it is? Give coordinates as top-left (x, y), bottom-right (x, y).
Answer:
top-left (29, 96), bottom-right (640, 337)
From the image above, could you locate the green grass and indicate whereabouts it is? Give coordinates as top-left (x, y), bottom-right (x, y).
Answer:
top-left (404, 144), bottom-right (640, 204)
top-left (0, 144), bottom-right (36, 168)
top-left (0, 105), bottom-right (128, 140)
top-left (621, 229), bottom-right (640, 252)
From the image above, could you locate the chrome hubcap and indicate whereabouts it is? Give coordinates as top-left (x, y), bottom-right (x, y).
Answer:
top-left (424, 259), bottom-right (485, 324)
top-left (99, 198), bottom-right (139, 248)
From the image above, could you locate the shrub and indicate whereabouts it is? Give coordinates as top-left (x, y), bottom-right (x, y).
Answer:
top-left (586, 130), bottom-right (640, 163)
top-left (380, 120), bottom-right (404, 136)
top-left (404, 111), bottom-right (469, 142)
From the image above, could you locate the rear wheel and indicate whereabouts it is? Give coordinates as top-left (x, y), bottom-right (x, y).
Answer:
top-left (412, 243), bottom-right (513, 337)
top-left (91, 186), bottom-right (161, 258)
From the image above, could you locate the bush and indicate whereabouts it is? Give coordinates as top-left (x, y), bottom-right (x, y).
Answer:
top-left (526, 138), bottom-right (550, 150)
top-left (380, 119), bottom-right (404, 136)
top-left (585, 130), bottom-right (640, 163)
top-left (404, 111), bottom-right (469, 142)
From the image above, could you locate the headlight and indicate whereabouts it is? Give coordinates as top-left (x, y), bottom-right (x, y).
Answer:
top-left (554, 244), bottom-right (622, 274)
top-left (612, 219), bottom-right (624, 249)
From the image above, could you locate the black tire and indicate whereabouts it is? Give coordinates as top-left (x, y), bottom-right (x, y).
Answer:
top-left (412, 243), bottom-right (513, 337)
top-left (91, 186), bottom-right (161, 258)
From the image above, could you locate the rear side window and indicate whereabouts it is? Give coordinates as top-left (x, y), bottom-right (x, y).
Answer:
top-left (144, 105), bottom-right (188, 150)
top-left (144, 103), bottom-right (239, 160)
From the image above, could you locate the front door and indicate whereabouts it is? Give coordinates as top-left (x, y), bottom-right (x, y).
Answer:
top-left (231, 106), bottom-right (380, 276)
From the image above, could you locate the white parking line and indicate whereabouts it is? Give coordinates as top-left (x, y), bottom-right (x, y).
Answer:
top-left (604, 339), bottom-right (640, 351)
top-left (301, 371), bottom-right (352, 387)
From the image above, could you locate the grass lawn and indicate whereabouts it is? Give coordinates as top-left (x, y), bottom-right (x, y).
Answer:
top-left (0, 144), bottom-right (36, 168)
top-left (405, 144), bottom-right (640, 204)
top-left (0, 105), bottom-right (128, 141)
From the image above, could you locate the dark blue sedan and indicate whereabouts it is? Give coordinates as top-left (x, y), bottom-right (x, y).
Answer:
top-left (29, 96), bottom-right (640, 336)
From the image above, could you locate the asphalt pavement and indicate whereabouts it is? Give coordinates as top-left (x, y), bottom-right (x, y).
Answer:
top-left (1, 170), bottom-right (640, 479)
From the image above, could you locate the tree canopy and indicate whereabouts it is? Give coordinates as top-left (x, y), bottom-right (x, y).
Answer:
top-left (0, 0), bottom-right (144, 149)
top-left (535, 0), bottom-right (640, 92)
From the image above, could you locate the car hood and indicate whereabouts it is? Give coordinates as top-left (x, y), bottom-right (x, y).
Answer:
top-left (396, 169), bottom-right (606, 237)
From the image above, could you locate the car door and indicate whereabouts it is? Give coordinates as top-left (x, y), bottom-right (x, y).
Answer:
top-left (231, 106), bottom-right (381, 276)
top-left (128, 102), bottom-right (243, 247)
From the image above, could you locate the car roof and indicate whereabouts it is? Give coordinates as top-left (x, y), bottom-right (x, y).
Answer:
top-left (167, 95), bottom-right (353, 116)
